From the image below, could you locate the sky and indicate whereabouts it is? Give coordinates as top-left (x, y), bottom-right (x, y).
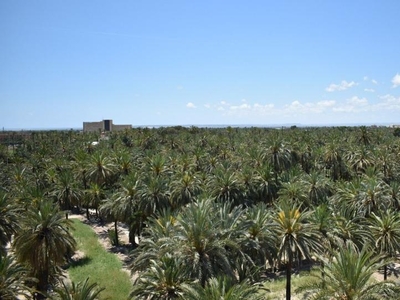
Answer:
top-left (1, 1), bottom-right (400, 129)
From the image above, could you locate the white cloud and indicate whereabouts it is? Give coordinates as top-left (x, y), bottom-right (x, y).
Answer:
top-left (333, 96), bottom-right (368, 113)
top-left (326, 80), bottom-right (357, 92)
top-left (364, 88), bottom-right (375, 93)
top-left (230, 103), bottom-right (251, 110)
top-left (391, 73), bottom-right (400, 88)
top-left (186, 102), bottom-right (196, 109)
top-left (371, 79), bottom-right (378, 85)
top-left (377, 94), bottom-right (400, 110)
top-left (348, 96), bottom-right (368, 105)
top-left (207, 94), bottom-right (400, 124)
top-left (204, 104), bottom-right (211, 109)
top-left (363, 76), bottom-right (368, 81)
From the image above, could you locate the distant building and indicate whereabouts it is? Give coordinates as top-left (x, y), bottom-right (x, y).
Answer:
top-left (83, 120), bottom-right (132, 132)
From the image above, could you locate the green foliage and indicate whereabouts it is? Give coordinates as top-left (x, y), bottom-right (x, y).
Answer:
top-left (297, 244), bottom-right (399, 299)
top-left (0, 254), bottom-right (35, 299)
top-left (13, 200), bottom-right (76, 298)
top-left (2, 126), bottom-right (400, 299)
top-left (53, 278), bottom-right (105, 300)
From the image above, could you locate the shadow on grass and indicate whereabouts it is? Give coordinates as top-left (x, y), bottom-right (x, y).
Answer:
top-left (69, 256), bottom-right (92, 268)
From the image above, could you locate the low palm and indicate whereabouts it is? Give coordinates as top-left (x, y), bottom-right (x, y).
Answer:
top-left (0, 254), bottom-right (34, 299)
top-left (182, 276), bottom-right (265, 300)
top-left (298, 244), bottom-right (399, 299)
top-left (54, 278), bottom-right (104, 300)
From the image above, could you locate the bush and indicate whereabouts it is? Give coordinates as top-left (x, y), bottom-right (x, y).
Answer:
top-left (107, 229), bottom-right (118, 246)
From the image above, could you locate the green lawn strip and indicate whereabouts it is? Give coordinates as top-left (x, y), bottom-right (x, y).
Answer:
top-left (262, 269), bottom-right (320, 299)
top-left (68, 218), bottom-right (132, 300)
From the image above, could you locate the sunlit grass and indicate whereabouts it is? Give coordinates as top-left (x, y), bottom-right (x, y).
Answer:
top-left (68, 219), bottom-right (132, 300)
top-left (262, 268), bottom-right (321, 300)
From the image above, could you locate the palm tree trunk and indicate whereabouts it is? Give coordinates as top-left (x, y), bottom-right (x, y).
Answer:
top-left (114, 220), bottom-right (119, 246)
top-left (286, 254), bottom-right (292, 300)
top-left (384, 264), bottom-right (387, 280)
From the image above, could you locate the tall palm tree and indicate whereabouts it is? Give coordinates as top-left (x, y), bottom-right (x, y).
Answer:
top-left (357, 177), bottom-right (391, 217)
top-left (297, 244), bottom-right (399, 299)
top-left (368, 210), bottom-right (400, 280)
top-left (169, 171), bottom-right (201, 210)
top-left (52, 169), bottom-right (82, 219)
top-left (86, 151), bottom-right (117, 187)
top-left (139, 175), bottom-right (170, 217)
top-left (175, 199), bottom-right (241, 286)
top-left (13, 200), bottom-right (76, 299)
top-left (239, 203), bottom-right (278, 272)
top-left (263, 138), bottom-right (292, 184)
top-left (300, 171), bottom-right (331, 206)
top-left (253, 162), bottom-right (277, 204)
top-left (274, 201), bottom-right (322, 300)
top-left (323, 142), bottom-right (345, 181)
top-left (84, 183), bottom-right (105, 219)
top-left (208, 168), bottom-right (243, 206)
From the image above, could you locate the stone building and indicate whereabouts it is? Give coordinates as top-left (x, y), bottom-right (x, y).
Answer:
top-left (83, 120), bottom-right (132, 132)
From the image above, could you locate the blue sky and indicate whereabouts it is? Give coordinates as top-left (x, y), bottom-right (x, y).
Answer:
top-left (1, 1), bottom-right (400, 129)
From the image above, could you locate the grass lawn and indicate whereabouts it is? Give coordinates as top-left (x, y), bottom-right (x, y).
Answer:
top-left (68, 218), bottom-right (132, 300)
top-left (262, 269), bottom-right (321, 300)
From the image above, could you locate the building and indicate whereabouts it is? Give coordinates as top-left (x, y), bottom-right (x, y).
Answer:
top-left (83, 120), bottom-right (132, 132)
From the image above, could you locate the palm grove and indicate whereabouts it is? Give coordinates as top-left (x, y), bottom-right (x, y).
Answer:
top-left (1, 126), bottom-right (400, 299)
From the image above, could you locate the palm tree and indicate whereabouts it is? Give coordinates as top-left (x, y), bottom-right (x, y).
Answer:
top-left (86, 151), bottom-right (117, 187)
top-left (52, 169), bottom-right (82, 219)
top-left (182, 276), bottom-right (265, 300)
top-left (130, 254), bottom-right (191, 299)
top-left (388, 181), bottom-right (400, 211)
top-left (323, 142), bottom-right (345, 181)
top-left (209, 167), bottom-right (243, 206)
top-left (274, 201), bottom-right (322, 300)
top-left (253, 162), bottom-right (277, 204)
top-left (297, 244), bottom-right (399, 299)
top-left (132, 199), bottom-right (243, 287)
top-left (139, 174), bottom-right (170, 217)
top-left (175, 199), bottom-right (241, 286)
top-left (345, 146), bottom-right (374, 176)
top-left (169, 171), bottom-right (201, 210)
top-left (263, 138), bottom-right (292, 184)
top-left (368, 210), bottom-right (400, 280)
top-left (0, 254), bottom-right (34, 299)
top-left (0, 191), bottom-right (22, 258)
top-left (54, 278), bottom-right (104, 300)
top-left (277, 181), bottom-right (308, 206)
top-left (13, 200), bottom-right (76, 299)
top-left (84, 183), bottom-right (105, 219)
top-left (327, 203), bottom-right (371, 251)
top-left (357, 177), bottom-right (391, 217)
top-left (300, 171), bottom-right (331, 206)
top-left (100, 173), bottom-right (141, 246)
top-left (240, 203), bottom-right (278, 272)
